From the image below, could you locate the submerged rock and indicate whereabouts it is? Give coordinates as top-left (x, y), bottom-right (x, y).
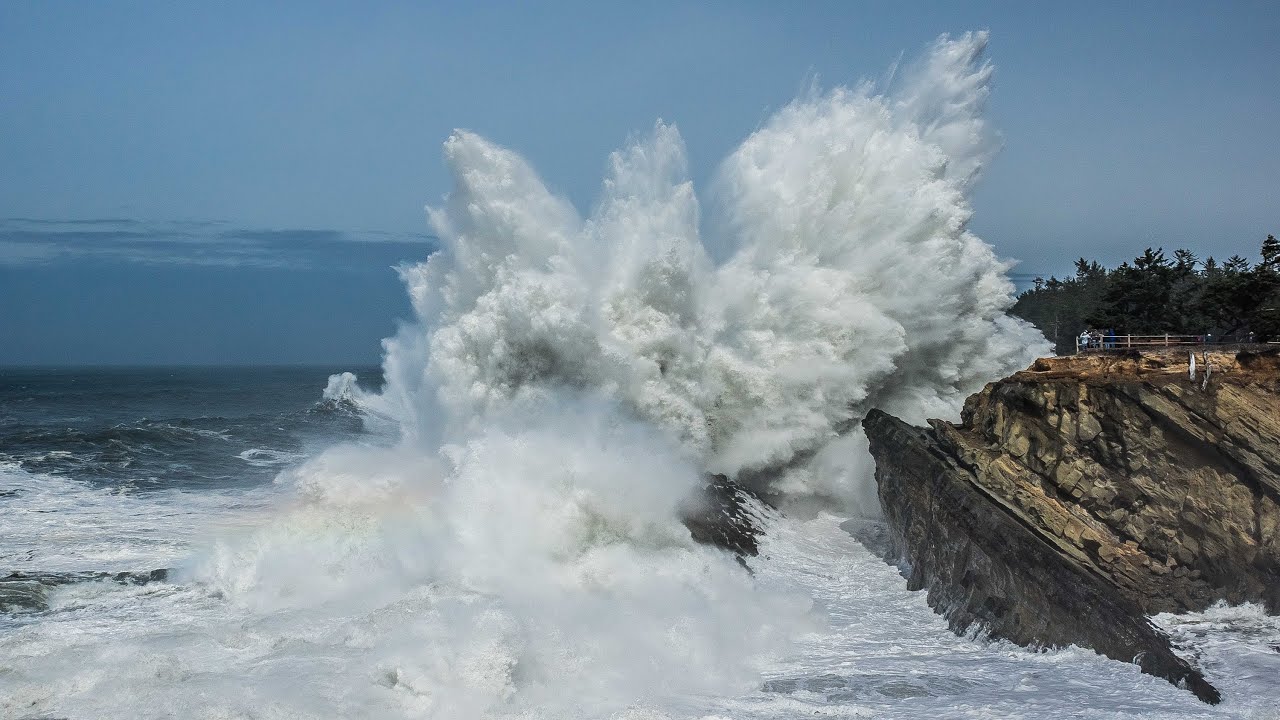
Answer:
top-left (862, 348), bottom-right (1280, 704)
top-left (0, 569), bottom-right (169, 612)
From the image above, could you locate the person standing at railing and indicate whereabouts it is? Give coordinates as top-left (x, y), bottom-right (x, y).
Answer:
top-left (1105, 328), bottom-right (1117, 349)
top-left (1079, 329), bottom-right (1092, 352)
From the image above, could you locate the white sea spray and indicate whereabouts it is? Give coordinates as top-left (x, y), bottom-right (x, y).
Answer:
top-left (381, 31), bottom-right (1047, 508)
top-left (233, 30), bottom-right (1047, 715)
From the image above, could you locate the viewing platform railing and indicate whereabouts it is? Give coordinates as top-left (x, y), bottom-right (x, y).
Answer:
top-left (1074, 334), bottom-right (1223, 353)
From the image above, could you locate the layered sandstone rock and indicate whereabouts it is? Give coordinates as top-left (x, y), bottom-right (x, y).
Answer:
top-left (863, 347), bottom-right (1280, 704)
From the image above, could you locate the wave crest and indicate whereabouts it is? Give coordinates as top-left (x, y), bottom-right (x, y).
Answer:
top-left (381, 30), bottom-right (1047, 507)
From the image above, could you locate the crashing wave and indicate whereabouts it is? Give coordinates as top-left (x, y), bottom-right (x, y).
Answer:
top-left (380, 30), bottom-right (1047, 508)
top-left (320, 370), bottom-right (365, 408)
top-left (192, 31), bottom-right (1049, 717)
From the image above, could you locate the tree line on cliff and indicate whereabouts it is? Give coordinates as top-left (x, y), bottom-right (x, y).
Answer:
top-left (1011, 235), bottom-right (1280, 355)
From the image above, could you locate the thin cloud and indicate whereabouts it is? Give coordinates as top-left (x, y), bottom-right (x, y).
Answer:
top-left (0, 239), bottom-right (65, 265)
top-left (3, 217), bottom-right (142, 226)
top-left (0, 219), bottom-right (437, 270)
top-left (224, 228), bottom-right (435, 245)
top-left (227, 228), bottom-right (348, 244)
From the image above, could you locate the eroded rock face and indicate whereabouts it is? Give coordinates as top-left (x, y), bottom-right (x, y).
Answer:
top-left (957, 348), bottom-right (1280, 614)
top-left (863, 348), bottom-right (1280, 704)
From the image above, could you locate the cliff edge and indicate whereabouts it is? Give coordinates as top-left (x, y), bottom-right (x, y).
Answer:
top-left (862, 347), bottom-right (1280, 704)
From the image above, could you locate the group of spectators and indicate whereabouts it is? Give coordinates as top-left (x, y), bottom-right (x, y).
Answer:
top-left (1077, 328), bottom-right (1119, 351)
top-left (1077, 329), bottom-right (1264, 353)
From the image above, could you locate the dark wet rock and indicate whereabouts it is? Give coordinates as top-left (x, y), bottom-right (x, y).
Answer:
top-left (0, 578), bottom-right (49, 613)
top-left (680, 473), bottom-right (770, 559)
top-left (860, 347), bottom-right (1280, 705)
top-left (0, 569), bottom-right (170, 612)
top-left (864, 409), bottom-right (1220, 704)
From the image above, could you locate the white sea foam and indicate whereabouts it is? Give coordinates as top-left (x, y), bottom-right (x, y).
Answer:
top-left (0, 462), bottom-right (273, 574)
top-left (186, 401), bottom-right (811, 717)
top-left (236, 447), bottom-right (308, 467)
top-left (5, 510), bottom-right (1278, 719)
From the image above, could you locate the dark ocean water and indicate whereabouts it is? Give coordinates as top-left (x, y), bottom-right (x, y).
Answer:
top-left (0, 366), bottom-right (380, 492)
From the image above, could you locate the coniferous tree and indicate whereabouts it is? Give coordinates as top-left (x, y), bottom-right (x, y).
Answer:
top-left (1252, 236), bottom-right (1280, 340)
top-left (1169, 249), bottom-right (1206, 332)
top-left (1088, 248), bottom-right (1175, 334)
top-left (1260, 235), bottom-right (1280, 270)
top-left (1010, 235), bottom-right (1278, 350)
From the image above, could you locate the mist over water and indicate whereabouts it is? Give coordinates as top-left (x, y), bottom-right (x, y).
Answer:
top-left (17, 33), bottom-right (1279, 720)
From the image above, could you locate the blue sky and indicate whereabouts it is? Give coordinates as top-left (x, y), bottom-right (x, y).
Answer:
top-left (2, 1), bottom-right (1277, 364)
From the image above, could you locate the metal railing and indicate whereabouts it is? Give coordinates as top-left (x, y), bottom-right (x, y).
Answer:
top-left (1074, 334), bottom-right (1214, 353)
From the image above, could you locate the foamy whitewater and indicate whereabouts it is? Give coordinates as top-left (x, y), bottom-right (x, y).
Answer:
top-left (4, 33), bottom-right (1279, 719)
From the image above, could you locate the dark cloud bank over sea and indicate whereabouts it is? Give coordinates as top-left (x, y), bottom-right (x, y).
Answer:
top-left (0, 218), bottom-right (434, 366)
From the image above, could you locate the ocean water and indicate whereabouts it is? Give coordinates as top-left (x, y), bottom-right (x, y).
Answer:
top-left (5, 32), bottom-right (1279, 719)
top-left (2, 367), bottom-right (1278, 719)
top-left (0, 366), bottom-right (375, 575)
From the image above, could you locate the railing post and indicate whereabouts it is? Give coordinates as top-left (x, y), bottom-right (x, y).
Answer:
top-left (1164, 334), bottom-right (1169, 347)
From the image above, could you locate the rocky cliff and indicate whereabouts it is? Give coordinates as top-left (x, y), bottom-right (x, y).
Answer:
top-left (862, 347), bottom-right (1280, 704)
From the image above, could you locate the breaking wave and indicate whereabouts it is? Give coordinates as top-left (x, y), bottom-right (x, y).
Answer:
top-left (374, 30), bottom-right (1046, 507)
top-left (186, 31), bottom-right (1048, 717)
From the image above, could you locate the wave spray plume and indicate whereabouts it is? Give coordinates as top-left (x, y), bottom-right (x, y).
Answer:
top-left (194, 31), bottom-right (1049, 718)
